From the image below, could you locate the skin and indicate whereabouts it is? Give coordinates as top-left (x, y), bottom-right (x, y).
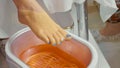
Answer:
top-left (13, 0), bottom-right (70, 45)
top-left (100, 1), bottom-right (120, 36)
top-left (100, 22), bottom-right (120, 36)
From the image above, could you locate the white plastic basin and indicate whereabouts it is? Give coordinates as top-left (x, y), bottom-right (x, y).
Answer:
top-left (5, 27), bottom-right (98, 68)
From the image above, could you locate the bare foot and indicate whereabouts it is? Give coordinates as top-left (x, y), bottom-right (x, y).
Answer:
top-left (100, 22), bottom-right (120, 36)
top-left (18, 10), bottom-right (70, 45)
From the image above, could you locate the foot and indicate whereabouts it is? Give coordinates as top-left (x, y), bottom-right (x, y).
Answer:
top-left (100, 22), bottom-right (120, 36)
top-left (18, 10), bottom-right (70, 45)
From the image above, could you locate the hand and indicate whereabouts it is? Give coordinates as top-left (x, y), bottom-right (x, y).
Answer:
top-left (18, 10), bottom-right (69, 45)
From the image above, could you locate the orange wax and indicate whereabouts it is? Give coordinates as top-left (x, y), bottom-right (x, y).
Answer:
top-left (19, 44), bottom-right (87, 68)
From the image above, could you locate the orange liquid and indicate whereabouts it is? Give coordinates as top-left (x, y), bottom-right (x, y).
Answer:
top-left (19, 44), bottom-right (87, 68)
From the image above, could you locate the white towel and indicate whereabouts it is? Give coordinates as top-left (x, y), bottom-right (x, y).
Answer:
top-left (43, 0), bottom-right (118, 22)
top-left (95, 0), bottom-right (118, 22)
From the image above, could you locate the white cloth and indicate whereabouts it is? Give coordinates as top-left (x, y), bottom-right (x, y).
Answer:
top-left (43, 0), bottom-right (84, 13)
top-left (43, 0), bottom-right (118, 22)
top-left (95, 0), bottom-right (118, 22)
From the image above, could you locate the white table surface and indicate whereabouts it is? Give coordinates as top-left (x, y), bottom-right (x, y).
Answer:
top-left (88, 31), bottom-right (110, 68)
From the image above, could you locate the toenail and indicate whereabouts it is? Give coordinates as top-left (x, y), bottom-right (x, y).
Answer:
top-left (66, 34), bottom-right (71, 38)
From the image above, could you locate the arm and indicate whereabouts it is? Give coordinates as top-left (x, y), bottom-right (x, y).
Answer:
top-left (13, 0), bottom-right (68, 45)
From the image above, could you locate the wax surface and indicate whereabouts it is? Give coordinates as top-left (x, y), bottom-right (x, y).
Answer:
top-left (19, 44), bottom-right (87, 68)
